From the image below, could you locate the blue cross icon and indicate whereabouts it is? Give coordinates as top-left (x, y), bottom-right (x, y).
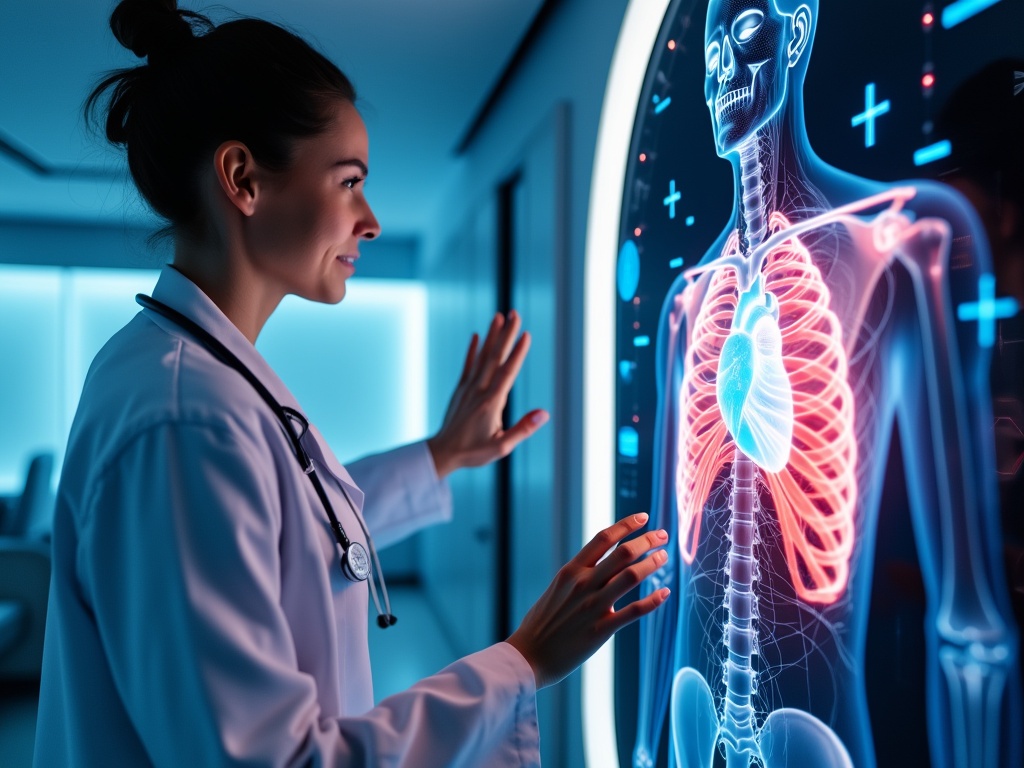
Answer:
top-left (851, 83), bottom-right (890, 148)
top-left (957, 273), bottom-right (1019, 347)
top-left (663, 179), bottom-right (681, 219)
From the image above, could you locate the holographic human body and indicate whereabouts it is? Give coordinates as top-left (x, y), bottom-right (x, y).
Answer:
top-left (634, 2), bottom-right (1021, 766)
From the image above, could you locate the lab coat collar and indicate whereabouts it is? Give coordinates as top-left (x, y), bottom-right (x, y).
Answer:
top-left (147, 265), bottom-right (366, 508)
top-left (148, 264), bottom-right (304, 416)
top-left (301, 424), bottom-right (365, 510)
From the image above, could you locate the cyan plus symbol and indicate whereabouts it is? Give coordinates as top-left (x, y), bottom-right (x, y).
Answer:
top-left (851, 83), bottom-right (890, 148)
top-left (663, 179), bottom-right (681, 219)
top-left (957, 274), bottom-right (1019, 347)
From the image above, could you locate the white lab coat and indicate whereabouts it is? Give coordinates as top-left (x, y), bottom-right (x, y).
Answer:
top-left (34, 265), bottom-right (540, 767)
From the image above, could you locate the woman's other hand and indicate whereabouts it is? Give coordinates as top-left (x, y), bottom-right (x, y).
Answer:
top-left (506, 513), bottom-right (670, 690)
top-left (427, 310), bottom-right (549, 478)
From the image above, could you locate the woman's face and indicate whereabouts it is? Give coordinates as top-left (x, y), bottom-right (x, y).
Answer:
top-left (247, 99), bottom-right (380, 305)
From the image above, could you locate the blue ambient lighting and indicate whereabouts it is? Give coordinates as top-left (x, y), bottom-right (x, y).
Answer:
top-left (653, 94), bottom-right (672, 114)
top-left (941, 0), bottom-right (1003, 28)
top-left (851, 83), bottom-right (890, 148)
top-left (913, 140), bottom-right (952, 166)
top-left (663, 179), bottom-right (682, 219)
top-left (618, 239), bottom-right (642, 301)
top-left (957, 273), bottom-right (1019, 347)
top-left (618, 426), bottom-right (640, 458)
top-left (670, 257), bottom-right (684, 269)
top-left (634, 335), bottom-right (651, 347)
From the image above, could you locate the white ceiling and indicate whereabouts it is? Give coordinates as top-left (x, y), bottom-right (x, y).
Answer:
top-left (0, 0), bottom-right (548, 238)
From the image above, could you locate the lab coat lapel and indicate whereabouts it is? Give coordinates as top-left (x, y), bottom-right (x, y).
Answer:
top-left (299, 424), bottom-right (366, 512)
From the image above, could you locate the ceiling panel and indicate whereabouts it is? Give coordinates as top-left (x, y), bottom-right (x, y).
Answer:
top-left (0, 0), bottom-right (547, 235)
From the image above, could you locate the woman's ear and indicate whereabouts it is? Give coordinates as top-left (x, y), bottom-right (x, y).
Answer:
top-left (213, 141), bottom-right (258, 217)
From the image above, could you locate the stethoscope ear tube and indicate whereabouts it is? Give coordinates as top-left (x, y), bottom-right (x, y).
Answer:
top-left (136, 293), bottom-right (396, 626)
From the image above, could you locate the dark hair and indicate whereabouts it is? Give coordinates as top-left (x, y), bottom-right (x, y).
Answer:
top-left (86, 0), bottom-right (356, 233)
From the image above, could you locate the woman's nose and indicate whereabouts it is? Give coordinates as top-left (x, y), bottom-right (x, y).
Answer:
top-left (359, 200), bottom-right (381, 240)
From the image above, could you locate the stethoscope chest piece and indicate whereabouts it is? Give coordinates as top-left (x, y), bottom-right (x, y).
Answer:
top-left (342, 541), bottom-right (371, 582)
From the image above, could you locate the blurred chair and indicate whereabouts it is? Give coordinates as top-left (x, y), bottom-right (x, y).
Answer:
top-left (0, 452), bottom-right (55, 680)
top-left (0, 452), bottom-right (55, 541)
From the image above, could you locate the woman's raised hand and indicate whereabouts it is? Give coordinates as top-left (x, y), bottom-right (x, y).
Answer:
top-left (427, 311), bottom-right (549, 478)
top-left (507, 513), bottom-right (671, 690)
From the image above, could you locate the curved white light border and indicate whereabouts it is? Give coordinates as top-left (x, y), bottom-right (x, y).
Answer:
top-left (582, 0), bottom-right (671, 765)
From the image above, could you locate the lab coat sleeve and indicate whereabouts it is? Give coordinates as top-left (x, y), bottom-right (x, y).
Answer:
top-left (77, 422), bottom-right (538, 768)
top-left (346, 441), bottom-right (452, 549)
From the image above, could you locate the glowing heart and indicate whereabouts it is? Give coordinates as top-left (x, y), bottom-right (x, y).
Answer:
top-left (716, 277), bottom-right (793, 472)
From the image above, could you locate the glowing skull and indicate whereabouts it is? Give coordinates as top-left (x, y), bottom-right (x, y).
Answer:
top-left (704, 0), bottom-right (793, 156)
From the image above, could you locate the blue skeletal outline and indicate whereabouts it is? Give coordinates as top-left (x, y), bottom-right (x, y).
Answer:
top-left (632, 1), bottom-right (1022, 767)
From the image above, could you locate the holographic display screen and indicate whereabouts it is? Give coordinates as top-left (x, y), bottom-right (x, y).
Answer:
top-left (612, 1), bottom-right (1024, 767)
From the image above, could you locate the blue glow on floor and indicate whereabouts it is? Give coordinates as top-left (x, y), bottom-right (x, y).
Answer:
top-left (367, 586), bottom-right (458, 703)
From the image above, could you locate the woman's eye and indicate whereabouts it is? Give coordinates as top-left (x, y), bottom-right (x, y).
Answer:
top-left (732, 9), bottom-right (764, 42)
top-left (342, 177), bottom-right (364, 190)
top-left (706, 41), bottom-right (721, 73)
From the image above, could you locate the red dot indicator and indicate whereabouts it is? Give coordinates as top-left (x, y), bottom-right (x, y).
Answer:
top-left (922, 72), bottom-right (935, 89)
top-left (639, 153), bottom-right (647, 162)
top-left (922, 11), bottom-right (935, 27)
top-left (634, 227), bottom-right (642, 237)
top-left (632, 415), bottom-right (640, 424)
top-left (667, 39), bottom-right (676, 50)
top-left (632, 297), bottom-right (641, 305)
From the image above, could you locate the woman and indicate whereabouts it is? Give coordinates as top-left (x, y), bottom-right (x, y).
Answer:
top-left (33, 1), bottom-right (670, 765)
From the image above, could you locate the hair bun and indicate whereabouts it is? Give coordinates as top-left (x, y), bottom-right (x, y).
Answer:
top-left (110, 0), bottom-right (197, 62)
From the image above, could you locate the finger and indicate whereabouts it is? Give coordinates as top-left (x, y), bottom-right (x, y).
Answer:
top-left (602, 587), bottom-right (671, 636)
top-left (591, 528), bottom-right (667, 585)
top-left (477, 310), bottom-right (522, 388)
top-left (598, 547), bottom-right (668, 606)
top-left (488, 331), bottom-right (531, 398)
top-left (457, 333), bottom-right (480, 386)
top-left (492, 409), bottom-right (550, 458)
top-left (576, 513), bottom-right (650, 568)
top-left (472, 313), bottom-right (506, 381)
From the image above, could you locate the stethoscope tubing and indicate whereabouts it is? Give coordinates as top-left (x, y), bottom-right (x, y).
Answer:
top-left (135, 293), bottom-right (395, 626)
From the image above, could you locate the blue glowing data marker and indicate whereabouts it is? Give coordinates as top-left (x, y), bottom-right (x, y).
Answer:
top-left (619, 360), bottom-right (636, 384)
top-left (957, 274), bottom-right (1019, 347)
top-left (664, 179), bottom-right (682, 219)
top-left (851, 83), bottom-right (890, 148)
top-left (913, 140), bottom-right (952, 166)
top-left (618, 426), bottom-right (640, 458)
top-left (941, 0), bottom-right (1003, 28)
top-left (653, 94), bottom-right (672, 114)
top-left (686, 215), bottom-right (695, 226)
top-left (634, 335), bottom-right (651, 348)
top-left (617, 240), bottom-right (641, 301)
top-left (669, 257), bottom-right (684, 269)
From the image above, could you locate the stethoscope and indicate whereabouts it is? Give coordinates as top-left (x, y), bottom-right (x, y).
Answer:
top-left (136, 294), bottom-right (397, 628)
